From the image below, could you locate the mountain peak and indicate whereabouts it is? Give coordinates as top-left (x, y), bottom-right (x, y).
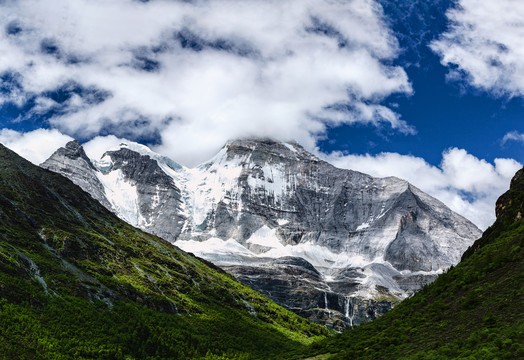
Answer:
top-left (45, 140), bottom-right (96, 170)
top-left (64, 139), bottom-right (82, 150)
top-left (225, 137), bottom-right (295, 146)
top-left (219, 137), bottom-right (320, 164)
top-left (41, 136), bottom-right (482, 329)
top-left (41, 140), bottom-right (111, 209)
top-left (101, 141), bottom-right (185, 172)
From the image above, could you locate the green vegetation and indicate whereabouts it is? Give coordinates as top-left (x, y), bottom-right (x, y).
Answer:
top-left (292, 169), bottom-right (524, 359)
top-left (0, 144), bottom-right (327, 359)
top-left (2, 141), bottom-right (523, 359)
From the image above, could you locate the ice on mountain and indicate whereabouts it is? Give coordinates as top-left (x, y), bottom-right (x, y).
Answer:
top-left (96, 169), bottom-right (140, 226)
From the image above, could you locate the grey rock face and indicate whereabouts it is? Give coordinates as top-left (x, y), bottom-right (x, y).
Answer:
top-left (41, 140), bottom-right (111, 209)
top-left (41, 138), bottom-right (482, 329)
top-left (185, 140), bottom-right (478, 254)
top-left (101, 147), bottom-right (186, 241)
top-left (179, 138), bottom-right (480, 270)
top-left (393, 273), bottom-right (438, 293)
top-left (223, 256), bottom-right (394, 330)
top-left (42, 141), bottom-right (186, 241)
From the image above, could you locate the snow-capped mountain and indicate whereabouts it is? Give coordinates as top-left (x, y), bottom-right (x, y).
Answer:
top-left (41, 138), bottom-right (482, 329)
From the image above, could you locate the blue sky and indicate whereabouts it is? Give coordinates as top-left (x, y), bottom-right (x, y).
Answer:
top-left (317, 0), bottom-right (524, 166)
top-left (0, 0), bottom-right (522, 229)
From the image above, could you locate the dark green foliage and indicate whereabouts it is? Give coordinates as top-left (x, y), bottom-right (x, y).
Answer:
top-left (0, 296), bottom-right (321, 360)
top-left (0, 144), bottom-right (327, 359)
top-left (292, 168), bottom-right (524, 360)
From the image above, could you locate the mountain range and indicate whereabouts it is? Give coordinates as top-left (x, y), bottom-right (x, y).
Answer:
top-left (42, 138), bottom-right (482, 329)
top-left (0, 138), bottom-right (521, 359)
top-left (0, 142), bottom-right (327, 359)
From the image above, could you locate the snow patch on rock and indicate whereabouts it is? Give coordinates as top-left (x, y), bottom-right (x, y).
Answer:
top-left (96, 168), bottom-right (140, 226)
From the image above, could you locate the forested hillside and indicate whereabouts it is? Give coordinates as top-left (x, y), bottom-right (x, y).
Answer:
top-left (0, 144), bottom-right (327, 359)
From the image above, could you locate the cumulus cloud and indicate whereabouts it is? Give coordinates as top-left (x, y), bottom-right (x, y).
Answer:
top-left (0, 0), bottom-right (412, 166)
top-left (323, 148), bottom-right (522, 230)
top-left (431, 0), bottom-right (524, 97)
top-left (0, 128), bottom-right (73, 164)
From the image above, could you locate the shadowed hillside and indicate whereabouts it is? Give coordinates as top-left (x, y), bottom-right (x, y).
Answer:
top-left (0, 144), bottom-right (327, 359)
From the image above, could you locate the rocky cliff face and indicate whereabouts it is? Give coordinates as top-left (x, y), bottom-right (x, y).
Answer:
top-left (222, 257), bottom-right (395, 331)
top-left (41, 138), bottom-right (482, 329)
top-left (42, 141), bottom-right (186, 242)
top-left (42, 140), bottom-right (111, 209)
top-left (495, 167), bottom-right (524, 222)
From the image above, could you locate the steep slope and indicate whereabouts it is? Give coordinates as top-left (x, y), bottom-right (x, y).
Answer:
top-left (41, 140), bottom-right (186, 241)
top-left (0, 143), bottom-right (327, 359)
top-left (40, 140), bottom-right (111, 210)
top-left (294, 168), bottom-right (524, 359)
top-left (42, 138), bottom-right (482, 329)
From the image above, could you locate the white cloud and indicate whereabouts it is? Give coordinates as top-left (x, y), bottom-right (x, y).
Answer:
top-left (323, 148), bottom-right (522, 230)
top-left (0, 128), bottom-right (73, 164)
top-left (502, 131), bottom-right (524, 145)
top-left (431, 0), bottom-right (524, 97)
top-left (83, 135), bottom-right (130, 161)
top-left (0, 0), bottom-right (412, 166)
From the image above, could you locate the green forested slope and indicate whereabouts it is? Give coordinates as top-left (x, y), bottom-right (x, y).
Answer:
top-left (294, 169), bottom-right (524, 360)
top-left (0, 144), bottom-right (327, 360)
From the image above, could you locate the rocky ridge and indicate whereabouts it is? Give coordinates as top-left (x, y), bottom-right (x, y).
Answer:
top-left (41, 138), bottom-right (482, 329)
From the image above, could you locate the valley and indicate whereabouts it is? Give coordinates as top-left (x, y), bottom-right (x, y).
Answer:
top-left (42, 138), bottom-right (481, 329)
top-left (0, 1), bottom-right (522, 358)
top-left (0, 139), bottom-right (521, 359)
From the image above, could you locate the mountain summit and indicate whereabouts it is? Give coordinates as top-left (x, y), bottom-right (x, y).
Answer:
top-left (42, 138), bottom-right (482, 329)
